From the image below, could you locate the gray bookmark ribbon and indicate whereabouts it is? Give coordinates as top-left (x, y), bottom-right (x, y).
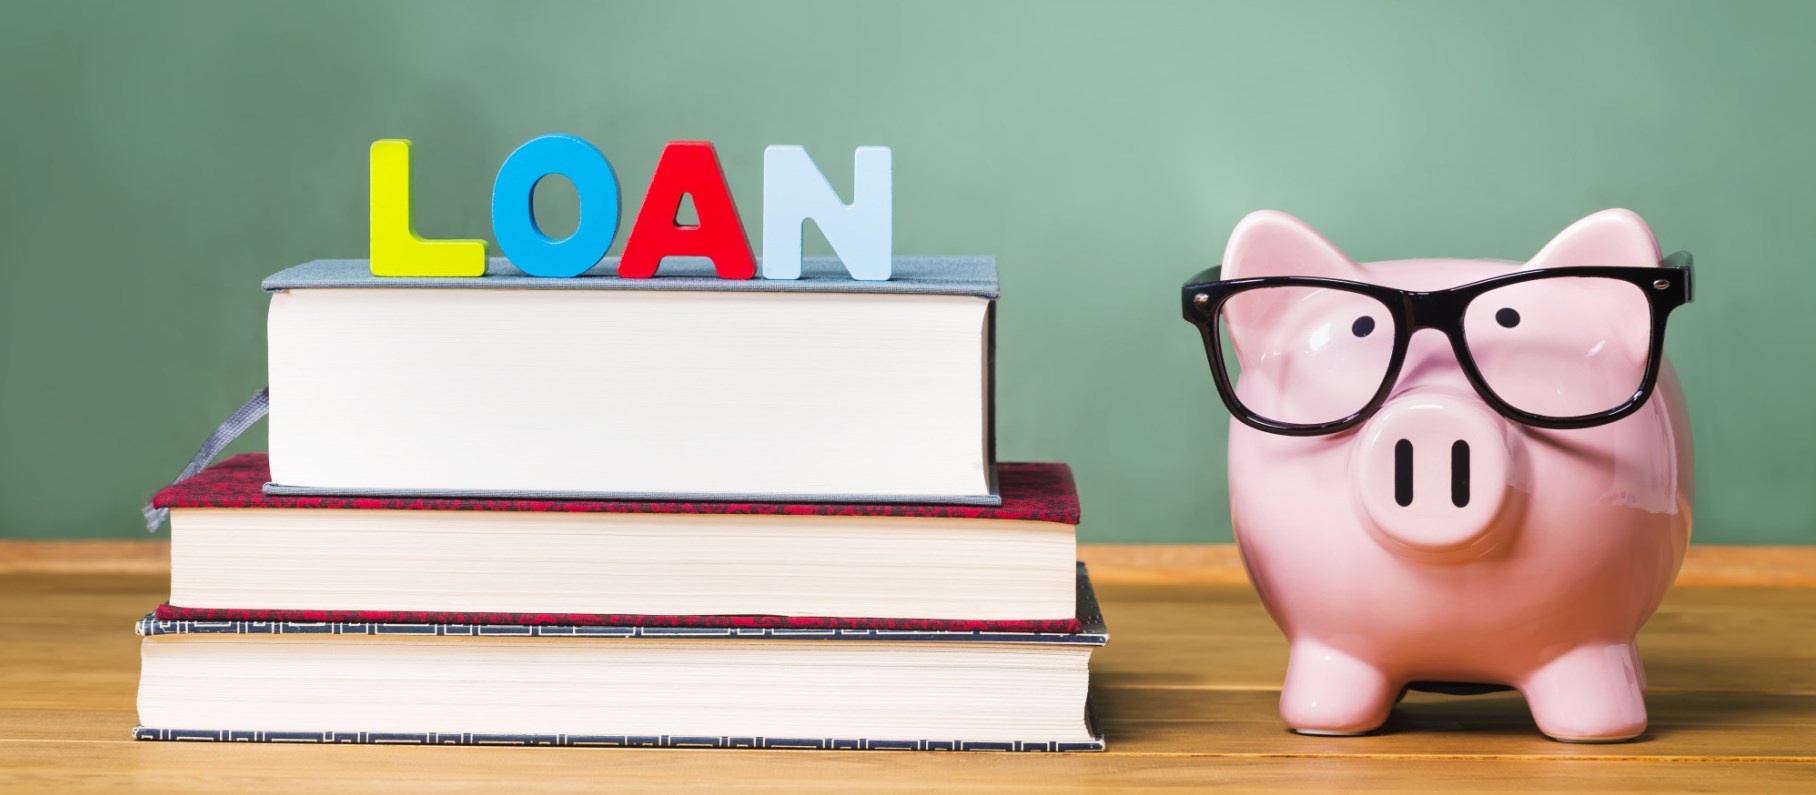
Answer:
top-left (142, 387), bottom-right (270, 533)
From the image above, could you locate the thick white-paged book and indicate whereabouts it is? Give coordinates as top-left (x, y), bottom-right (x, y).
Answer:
top-left (151, 455), bottom-right (1081, 621)
top-left (133, 566), bottom-right (1108, 751)
top-left (261, 256), bottom-right (998, 504)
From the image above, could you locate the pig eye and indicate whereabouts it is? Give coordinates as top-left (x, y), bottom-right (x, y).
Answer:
top-left (1495, 308), bottom-right (1521, 328)
top-left (1351, 316), bottom-right (1376, 338)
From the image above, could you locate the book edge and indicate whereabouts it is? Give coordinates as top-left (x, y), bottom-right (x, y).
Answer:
top-left (130, 723), bottom-right (1104, 751)
top-left (258, 482), bottom-right (1007, 508)
top-left (263, 257), bottom-right (1002, 300)
top-left (154, 455), bottom-right (1082, 524)
top-left (142, 564), bottom-right (1108, 643)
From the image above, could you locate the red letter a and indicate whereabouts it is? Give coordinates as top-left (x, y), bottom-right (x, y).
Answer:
top-left (619, 141), bottom-right (755, 279)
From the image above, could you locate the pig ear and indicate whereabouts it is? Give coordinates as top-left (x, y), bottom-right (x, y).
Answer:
top-left (1222, 210), bottom-right (1361, 281)
top-left (1218, 212), bottom-right (1361, 361)
top-left (1527, 209), bottom-right (1661, 269)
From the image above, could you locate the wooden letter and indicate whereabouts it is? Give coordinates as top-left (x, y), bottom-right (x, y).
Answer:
top-left (618, 141), bottom-right (755, 279)
top-left (491, 134), bottom-right (621, 278)
top-left (369, 139), bottom-right (485, 277)
top-left (761, 146), bottom-right (891, 280)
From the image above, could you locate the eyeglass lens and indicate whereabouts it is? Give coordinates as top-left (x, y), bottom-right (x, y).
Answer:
top-left (1461, 276), bottom-right (1652, 419)
top-left (1217, 286), bottom-right (1397, 426)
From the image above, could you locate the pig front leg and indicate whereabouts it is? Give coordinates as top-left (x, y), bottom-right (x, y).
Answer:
top-left (1279, 640), bottom-right (1398, 735)
top-left (1519, 643), bottom-right (1649, 743)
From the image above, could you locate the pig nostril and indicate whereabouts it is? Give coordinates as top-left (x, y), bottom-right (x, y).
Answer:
top-left (1394, 439), bottom-right (1414, 507)
top-left (1451, 440), bottom-right (1471, 508)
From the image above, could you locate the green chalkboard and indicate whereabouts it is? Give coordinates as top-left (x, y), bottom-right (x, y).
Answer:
top-left (2, 1), bottom-right (1812, 543)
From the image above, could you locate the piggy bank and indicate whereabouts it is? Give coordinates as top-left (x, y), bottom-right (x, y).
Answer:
top-left (1180, 209), bottom-right (1694, 742)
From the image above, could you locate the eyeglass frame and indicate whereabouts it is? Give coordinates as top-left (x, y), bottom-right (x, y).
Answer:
top-left (1180, 251), bottom-right (1695, 436)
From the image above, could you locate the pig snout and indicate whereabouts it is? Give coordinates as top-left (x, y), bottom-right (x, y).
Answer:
top-left (1352, 390), bottom-right (1515, 557)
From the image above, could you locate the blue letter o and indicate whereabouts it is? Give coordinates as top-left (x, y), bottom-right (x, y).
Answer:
top-left (491, 134), bottom-right (620, 277)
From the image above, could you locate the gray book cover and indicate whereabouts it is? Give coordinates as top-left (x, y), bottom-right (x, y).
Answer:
top-left (264, 256), bottom-right (999, 299)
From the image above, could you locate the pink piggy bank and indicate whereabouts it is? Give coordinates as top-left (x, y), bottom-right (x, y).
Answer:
top-left (1181, 209), bottom-right (1694, 742)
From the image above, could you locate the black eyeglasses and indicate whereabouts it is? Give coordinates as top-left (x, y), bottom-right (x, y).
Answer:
top-left (1180, 252), bottom-right (1694, 436)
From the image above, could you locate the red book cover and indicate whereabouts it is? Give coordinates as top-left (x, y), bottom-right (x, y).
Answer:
top-left (154, 454), bottom-right (1080, 524)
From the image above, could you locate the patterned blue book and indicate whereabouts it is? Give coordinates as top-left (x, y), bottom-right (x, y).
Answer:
top-left (134, 564), bottom-right (1107, 751)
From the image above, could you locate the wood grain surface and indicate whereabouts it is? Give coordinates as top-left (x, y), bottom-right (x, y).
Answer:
top-left (9, 541), bottom-right (1814, 586)
top-left (1, 547), bottom-right (1813, 793)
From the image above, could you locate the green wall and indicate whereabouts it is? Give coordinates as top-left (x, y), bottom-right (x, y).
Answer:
top-left (3, 0), bottom-right (1812, 543)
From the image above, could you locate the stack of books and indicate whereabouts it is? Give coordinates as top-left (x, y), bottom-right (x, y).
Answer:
top-left (136, 257), bottom-right (1105, 751)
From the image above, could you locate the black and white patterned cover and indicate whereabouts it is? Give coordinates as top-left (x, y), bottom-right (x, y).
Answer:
top-left (132, 711), bottom-right (1105, 752)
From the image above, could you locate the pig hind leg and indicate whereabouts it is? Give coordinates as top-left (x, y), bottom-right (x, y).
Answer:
top-left (1519, 643), bottom-right (1649, 743)
top-left (1280, 641), bottom-right (1399, 736)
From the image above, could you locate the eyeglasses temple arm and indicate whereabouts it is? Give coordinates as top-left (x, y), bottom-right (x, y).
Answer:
top-left (1661, 250), bottom-right (1693, 303)
top-left (1185, 265), bottom-right (1223, 287)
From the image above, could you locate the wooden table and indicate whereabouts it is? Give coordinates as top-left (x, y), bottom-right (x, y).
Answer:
top-left (2, 544), bottom-right (1813, 793)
